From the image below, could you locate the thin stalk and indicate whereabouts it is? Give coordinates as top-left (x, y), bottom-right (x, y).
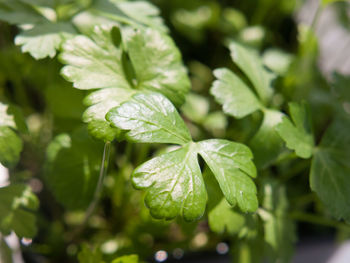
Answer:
top-left (289, 211), bottom-right (350, 231)
top-left (70, 141), bottom-right (111, 241)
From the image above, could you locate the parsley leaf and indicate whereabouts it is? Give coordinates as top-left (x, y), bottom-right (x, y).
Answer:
top-left (276, 102), bottom-right (314, 158)
top-left (107, 92), bottom-right (192, 145)
top-left (229, 41), bottom-right (275, 103)
top-left (109, 92), bottom-right (258, 220)
top-left (310, 117), bottom-right (350, 222)
top-left (132, 143), bottom-right (207, 221)
top-left (0, 184), bottom-right (39, 237)
top-left (45, 128), bottom-right (104, 209)
top-left (198, 139), bottom-right (258, 212)
top-left (15, 22), bottom-right (76, 60)
top-left (0, 103), bottom-right (25, 167)
top-left (211, 68), bottom-right (262, 118)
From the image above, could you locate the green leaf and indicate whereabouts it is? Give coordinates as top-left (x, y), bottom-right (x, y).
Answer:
top-left (0, 0), bottom-right (46, 25)
top-left (45, 128), bottom-right (104, 209)
top-left (132, 143), bottom-right (207, 221)
top-left (210, 68), bottom-right (262, 118)
top-left (111, 255), bottom-right (139, 263)
top-left (181, 93), bottom-right (209, 124)
top-left (60, 26), bottom-right (190, 140)
top-left (92, 0), bottom-right (167, 32)
top-left (322, 0), bottom-right (346, 7)
top-left (60, 25), bottom-right (130, 91)
top-left (229, 41), bottom-right (275, 103)
top-left (332, 72), bottom-right (350, 102)
top-left (0, 127), bottom-right (23, 167)
top-left (0, 184), bottom-right (39, 237)
top-left (107, 92), bottom-right (192, 145)
top-left (78, 244), bottom-right (104, 263)
top-left (0, 102), bottom-right (27, 132)
top-left (250, 109), bottom-right (284, 168)
top-left (262, 48), bottom-right (293, 75)
top-left (83, 88), bottom-right (136, 141)
top-left (259, 179), bottom-right (296, 263)
top-left (310, 118), bottom-right (350, 222)
top-left (276, 102), bottom-right (314, 158)
top-left (209, 198), bottom-right (245, 235)
top-left (198, 139), bottom-right (258, 212)
top-left (206, 169), bottom-right (245, 234)
top-left (0, 102), bottom-right (25, 167)
top-left (125, 27), bottom-right (190, 106)
top-left (15, 22), bottom-right (76, 60)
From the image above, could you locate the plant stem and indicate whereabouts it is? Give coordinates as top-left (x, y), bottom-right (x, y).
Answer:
top-left (70, 141), bottom-right (111, 241)
top-left (289, 211), bottom-right (350, 231)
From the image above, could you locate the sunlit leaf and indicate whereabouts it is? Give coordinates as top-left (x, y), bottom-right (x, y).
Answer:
top-left (198, 139), bottom-right (258, 212)
top-left (132, 143), bottom-right (207, 221)
top-left (15, 22), bottom-right (76, 59)
top-left (107, 92), bottom-right (192, 145)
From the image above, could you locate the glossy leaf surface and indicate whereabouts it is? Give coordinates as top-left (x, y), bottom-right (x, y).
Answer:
top-left (107, 92), bottom-right (192, 145)
top-left (132, 143), bottom-right (207, 221)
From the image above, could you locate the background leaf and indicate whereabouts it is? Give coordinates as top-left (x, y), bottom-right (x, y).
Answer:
top-left (276, 102), bottom-right (314, 158)
top-left (211, 68), bottom-right (262, 119)
top-left (310, 117), bottom-right (350, 222)
top-left (45, 128), bottom-right (104, 209)
top-left (229, 41), bottom-right (275, 103)
top-left (259, 179), bottom-right (296, 263)
top-left (0, 184), bottom-right (39, 237)
top-left (250, 109), bottom-right (284, 168)
top-left (15, 22), bottom-right (76, 60)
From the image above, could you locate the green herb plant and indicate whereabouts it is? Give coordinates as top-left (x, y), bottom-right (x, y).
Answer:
top-left (0, 0), bottom-right (349, 262)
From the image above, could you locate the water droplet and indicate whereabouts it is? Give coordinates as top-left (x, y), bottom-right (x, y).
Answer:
top-left (21, 237), bottom-right (32, 246)
top-left (155, 250), bottom-right (167, 262)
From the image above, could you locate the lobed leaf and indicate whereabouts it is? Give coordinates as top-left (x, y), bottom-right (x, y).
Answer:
top-left (132, 143), bottom-right (207, 221)
top-left (276, 102), bottom-right (314, 158)
top-left (229, 41), bottom-right (275, 103)
top-left (125, 27), bottom-right (190, 105)
top-left (15, 22), bottom-right (76, 60)
top-left (107, 92), bottom-right (192, 145)
top-left (60, 25), bottom-right (130, 91)
top-left (198, 139), bottom-right (258, 212)
top-left (310, 118), bottom-right (350, 222)
top-left (250, 109), bottom-right (284, 168)
top-left (211, 68), bottom-right (262, 119)
top-left (92, 0), bottom-right (167, 32)
top-left (83, 88), bottom-right (136, 141)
